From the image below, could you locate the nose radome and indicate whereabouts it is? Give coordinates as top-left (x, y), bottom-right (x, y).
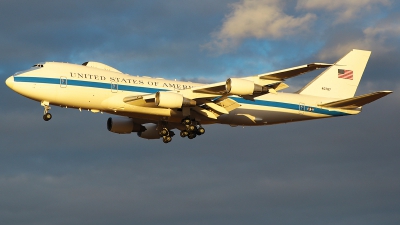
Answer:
top-left (5, 76), bottom-right (14, 89)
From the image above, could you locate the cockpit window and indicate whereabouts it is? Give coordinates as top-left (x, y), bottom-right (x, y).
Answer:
top-left (32, 64), bottom-right (44, 68)
top-left (14, 65), bottom-right (41, 76)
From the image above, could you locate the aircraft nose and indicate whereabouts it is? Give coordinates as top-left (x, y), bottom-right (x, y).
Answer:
top-left (5, 76), bottom-right (14, 89)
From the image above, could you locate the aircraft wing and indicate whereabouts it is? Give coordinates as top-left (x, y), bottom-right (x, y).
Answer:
top-left (191, 63), bottom-right (332, 95)
top-left (191, 81), bottom-right (226, 94)
top-left (122, 91), bottom-right (241, 119)
top-left (257, 63), bottom-right (332, 80)
top-left (121, 62), bottom-right (333, 120)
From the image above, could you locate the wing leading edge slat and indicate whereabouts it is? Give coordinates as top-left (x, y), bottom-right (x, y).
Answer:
top-left (258, 63), bottom-right (332, 80)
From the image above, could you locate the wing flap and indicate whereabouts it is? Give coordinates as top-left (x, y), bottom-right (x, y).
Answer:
top-left (191, 97), bottom-right (240, 119)
top-left (319, 91), bottom-right (392, 109)
top-left (215, 97), bottom-right (241, 112)
top-left (192, 106), bottom-right (218, 119)
top-left (205, 102), bottom-right (229, 114)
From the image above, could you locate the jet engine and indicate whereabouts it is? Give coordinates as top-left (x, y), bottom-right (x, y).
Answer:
top-left (226, 78), bottom-right (269, 96)
top-left (155, 91), bottom-right (196, 108)
top-left (107, 117), bottom-right (145, 134)
top-left (137, 124), bottom-right (161, 139)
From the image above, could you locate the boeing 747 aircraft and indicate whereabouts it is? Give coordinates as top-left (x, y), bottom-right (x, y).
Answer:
top-left (5, 49), bottom-right (392, 143)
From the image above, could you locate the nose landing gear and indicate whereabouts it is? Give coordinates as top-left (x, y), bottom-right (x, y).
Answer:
top-left (41, 101), bottom-right (52, 121)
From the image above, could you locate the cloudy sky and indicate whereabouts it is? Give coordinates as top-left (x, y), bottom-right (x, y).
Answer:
top-left (1, 0), bottom-right (399, 224)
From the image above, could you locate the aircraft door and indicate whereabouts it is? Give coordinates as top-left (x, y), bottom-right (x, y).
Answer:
top-left (299, 103), bottom-right (305, 114)
top-left (111, 82), bottom-right (118, 93)
top-left (60, 77), bottom-right (67, 88)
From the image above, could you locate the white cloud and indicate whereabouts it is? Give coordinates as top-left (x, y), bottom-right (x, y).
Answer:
top-left (317, 21), bottom-right (400, 60)
top-left (204, 0), bottom-right (316, 52)
top-left (296, 0), bottom-right (391, 24)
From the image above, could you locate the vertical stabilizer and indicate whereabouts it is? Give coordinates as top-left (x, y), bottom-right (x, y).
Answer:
top-left (298, 49), bottom-right (371, 99)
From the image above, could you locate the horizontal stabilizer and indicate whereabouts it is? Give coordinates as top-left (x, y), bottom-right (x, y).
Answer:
top-left (319, 91), bottom-right (392, 109)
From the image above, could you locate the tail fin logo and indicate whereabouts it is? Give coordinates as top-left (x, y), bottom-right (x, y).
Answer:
top-left (338, 69), bottom-right (353, 80)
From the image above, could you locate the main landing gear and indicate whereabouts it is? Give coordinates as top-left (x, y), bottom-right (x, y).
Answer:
top-left (159, 127), bottom-right (175, 144)
top-left (41, 101), bottom-right (52, 121)
top-left (179, 118), bottom-right (205, 140)
top-left (158, 118), bottom-right (205, 143)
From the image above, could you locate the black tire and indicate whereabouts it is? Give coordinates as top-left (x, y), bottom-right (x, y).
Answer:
top-left (188, 125), bottom-right (195, 131)
top-left (180, 130), bottom-right (188, 137)
top-left (159, 128), bottom-right (169, 137)
top-left (188, 133), bottom-right (197, 139)
top-left (198, 127), bottom-right (205, 135)
top-left (43, 113), bottom-right (52, 121)
top-left (163, 136), bottom-right (172, 143)
top-left (181, 118), bottom-right (191, 125)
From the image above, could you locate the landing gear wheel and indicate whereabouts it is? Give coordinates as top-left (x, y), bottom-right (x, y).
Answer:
top-left (41, 101), bottom-right (52, 121)
top-left (163, 136), bottom-right (172, 143)
top-left (43, 113), bottom-right (52, 121)
top-left (197, 127), bottom-right (205, 135)
top-left (181, 118), bottom-right (191, 125)
top-left (158, 121), bottom-right (175, 143)
top-left (180, 130), bottom-right (188, 137)
top-left (159, 128), bottom-right (169, 137)
top-left (188, 125), bottom-right (196, 131)
top-left (188, 133), bottom-right (197, 139)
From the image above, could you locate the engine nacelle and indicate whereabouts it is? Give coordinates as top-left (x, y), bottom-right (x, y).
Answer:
top-left (226, 78), bottom-right (269, 96)
top-left (107, 117), bottom-right (145, 134)
top-left (137, 124), bottom-right (161, 139)
top-left (155, 91), bottom-right (196, 108)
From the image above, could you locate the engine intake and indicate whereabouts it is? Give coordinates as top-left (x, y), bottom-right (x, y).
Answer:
top-left (155, 92), bottom-right (196, 108)
top-left (107, 117), bottom-right (145, 134)
top-left (226, 78), bottom-right (269, 96)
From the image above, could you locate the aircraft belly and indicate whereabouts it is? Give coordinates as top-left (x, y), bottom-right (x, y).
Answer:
top-left (217, 106), bottom-right (323, 126)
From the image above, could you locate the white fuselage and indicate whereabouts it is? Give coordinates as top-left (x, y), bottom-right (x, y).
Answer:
top-left (6, 62), bottom-right (360, 126)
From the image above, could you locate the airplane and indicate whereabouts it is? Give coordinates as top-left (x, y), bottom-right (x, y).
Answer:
top-left (5, 49), bottom-right (392, 143)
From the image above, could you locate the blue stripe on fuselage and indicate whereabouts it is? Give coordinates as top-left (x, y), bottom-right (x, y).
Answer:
top-left (233, 97), bottom-right (348, 116)
top-left (14, 76), bottom-right (168, 93)
top-left (14, 76), bottom-right (349, 117)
